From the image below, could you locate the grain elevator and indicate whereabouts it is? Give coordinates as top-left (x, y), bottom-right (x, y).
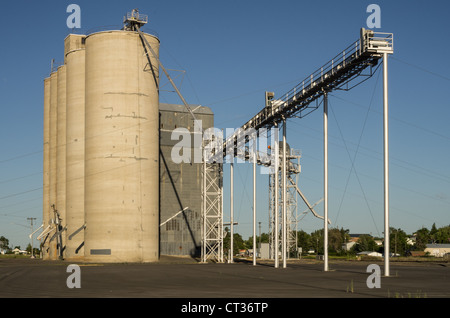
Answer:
top-left (41, 10), bottom-right (217, 262)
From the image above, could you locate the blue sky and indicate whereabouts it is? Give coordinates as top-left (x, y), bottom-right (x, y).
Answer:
top-left (0, 0), bottom-right (449, 249)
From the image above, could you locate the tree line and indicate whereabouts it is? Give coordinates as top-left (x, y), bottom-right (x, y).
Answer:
top-left (0, 236), bottom-right (39, 255)
top-left (223, 223), bottom-right (450, 257)
top-left (2, 223), bottom-right (448, 257)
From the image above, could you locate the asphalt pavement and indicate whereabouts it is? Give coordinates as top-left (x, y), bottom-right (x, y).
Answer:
top-left (0, 256), bottom-right (448, 314)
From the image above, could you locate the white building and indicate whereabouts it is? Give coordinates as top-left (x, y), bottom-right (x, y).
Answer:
top-left (12, 248), bottom-right (27, 255)
top-left (424, 244), bottom-right (450, 257)
top-left (357, 251), bottom-right (383, 257)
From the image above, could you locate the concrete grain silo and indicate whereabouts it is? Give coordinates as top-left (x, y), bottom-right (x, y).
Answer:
top-left (43, 10), bottom-right (220, 263)
top-left (65, 34), bottom-right (86, 261)
top-left (47, 71), bottom-right (58, 260)
top-left (42, 77), bottom-right (51, 259)
top-left (56, 65), bottom-right (67, 258)
top-left (83, 30), bottom-right (160, 262)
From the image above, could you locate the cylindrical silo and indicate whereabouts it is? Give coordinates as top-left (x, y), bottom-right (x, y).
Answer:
top-left (42, 77), bottom-right (51, 260)
top-left (84, 30), bottom-right (160, 262)
top-left (65, 34), bottom-right (86, 261)
top-left (56, 65), bottom-right (66, 258)
top-left (47, 71), bottom-right (58, 260)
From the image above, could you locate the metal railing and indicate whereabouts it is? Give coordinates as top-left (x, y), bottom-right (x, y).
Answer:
top-left (367, 32), bottom-right (394, 53)
top-left (126, 11), bottom-right (148, 23)
top-left (218, 29), bottom-right (393, 160)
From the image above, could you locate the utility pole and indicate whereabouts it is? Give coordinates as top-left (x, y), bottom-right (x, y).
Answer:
top-left (27, 217), bottom-right (37, 258)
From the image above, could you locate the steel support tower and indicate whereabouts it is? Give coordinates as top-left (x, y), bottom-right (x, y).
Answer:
top-left (217, 28), bottom-right (393, 270)
top-left (269, 144), bottom-right (301, 260)
top-left (135, 10), bottom-right (394, 268)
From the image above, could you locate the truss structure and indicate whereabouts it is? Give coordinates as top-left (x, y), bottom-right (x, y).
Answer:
top-left (136, 15), bottom-right (393, 266)
top-left (269, 147), bottom-right (301, 259)
top-left (201, 161), bottom-right (224, 262)
top-left (217, 29), bottom-right (393, 160)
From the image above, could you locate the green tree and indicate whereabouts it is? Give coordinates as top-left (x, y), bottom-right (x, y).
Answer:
top-left (389, 228), bottom-right (408, 256)
top-left (414, 227), bottom-right (430, 251)
top-left (245, 232), bottom-right (270, 249)
top-left (310, 229), bottom-right (324, 254)
top-left (297, 230), bottom-right (311, 254)
top-left (223, 228), bottom-right (246, 256)
top-left (328, 227), bottom-right (350, 253)
top-left (435, 225), bottom-right (450, 244)
top-left (0, 236), bottom-right (9, 250)
top-left (340, 228), bottom-right (351, 244)
top-left (430, 223), bottom-right (438, 240)
top-left (351, 234), bottom-right (378, 253)
top-left (260, 232), bottom-right (270, 244)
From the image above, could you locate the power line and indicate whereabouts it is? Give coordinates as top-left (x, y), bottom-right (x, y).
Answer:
top-left (328, 98), bottom-right (380, 237)
top-left (330, 94), bottom-right (450, 143)
top-left (0, 150), bottom-right (42, 164)
top-left (391, 56), bottom-right (450, 82)
top-left (287, 113), bottom-right (450, 184)
top-left (332, 67), bottom-right (381, 229)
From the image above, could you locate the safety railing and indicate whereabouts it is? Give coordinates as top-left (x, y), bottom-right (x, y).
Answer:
top-left (367, 32), bottom-right (393, 53)
top-left (126, 11), bottom-right (148, 23)
top-left (220, 30), bottom-right (393, 159)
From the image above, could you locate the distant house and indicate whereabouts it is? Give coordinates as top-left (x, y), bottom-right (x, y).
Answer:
top-left (259, 243), bottom-right (270, 259)
top-left (342, 242), bottom-right (356, 251)
top-left (424, 244), bottom-right (450, 257)
top-left (406, 236), bottom-right (416, 246)
top-left (349, 234), bottom-right (373, 242)
top-left (410, 251), bottom-right (425, 257)
top-left (343, 234), bottom-right (374, 251)
top-left (357, 251), bottom-right (382, 257)
top-left (238, 249), bottom-right (246, 257)
top-left (12, 248), bottom-right (27, 255)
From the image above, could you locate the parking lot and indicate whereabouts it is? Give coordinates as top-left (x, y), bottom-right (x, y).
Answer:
top-left (0, 258), bottom-right (450, 316)
top-left (0, 256), bottom-right (448, 313)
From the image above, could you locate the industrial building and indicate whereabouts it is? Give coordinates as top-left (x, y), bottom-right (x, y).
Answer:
top-left (41, 12), bottom-right (218, 262)
top-left (40, 10), bottom-right (395, 272)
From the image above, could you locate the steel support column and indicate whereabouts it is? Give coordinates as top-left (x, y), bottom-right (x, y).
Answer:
top-left (230, 162), bottom-right (234, 263)
top-left (253, 148), bottom-right (257, 266)
top-left (282, 119), bottom-right (287, 268)
top-left (274, 127), bottom-right (279, 268)
top-left (383, 52), bottom-right (390, 277)
top-left (323, 92), bottom-right (329, 272)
